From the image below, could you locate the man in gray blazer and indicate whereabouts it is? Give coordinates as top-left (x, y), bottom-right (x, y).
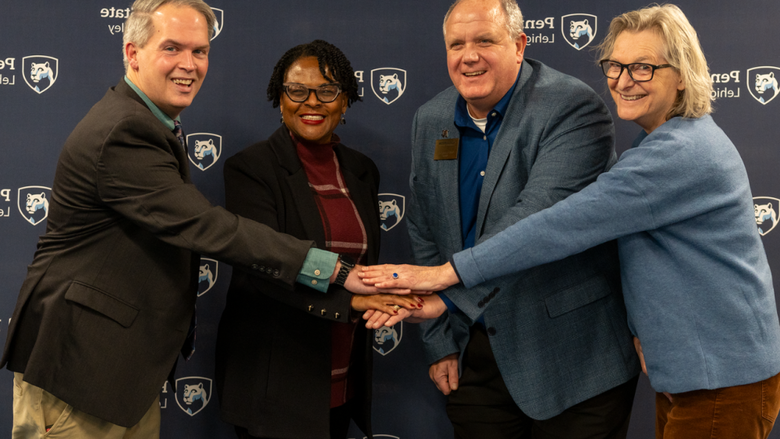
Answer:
top-left (402, 0), bottom-right (640, 437)
top-left (3, 1), bottom-right (366, 437)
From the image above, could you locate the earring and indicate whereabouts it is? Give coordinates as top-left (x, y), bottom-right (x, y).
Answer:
top-left (280, 115), bottom-right (284, 124)
top-left (340, 114), bottom-right (346, 125)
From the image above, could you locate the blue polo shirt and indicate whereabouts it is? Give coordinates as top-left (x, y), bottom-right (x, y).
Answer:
top-left (441, 67), bottom-right (522, 316)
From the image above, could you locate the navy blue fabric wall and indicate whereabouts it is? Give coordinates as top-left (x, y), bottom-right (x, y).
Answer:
top-left (1, 1), bottom-right (778, 437)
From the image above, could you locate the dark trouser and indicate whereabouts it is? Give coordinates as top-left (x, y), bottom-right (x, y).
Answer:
top-left (655, 371), bottom-right (780, 439)
top-left (446, 325), bottom-right (639, 439)
top-left (234, 400), bottom-right (352, 439)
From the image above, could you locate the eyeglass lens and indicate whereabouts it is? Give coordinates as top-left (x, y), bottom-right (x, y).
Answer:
top-left (602, 62), bottom-right (656, 82)
top-left (286, 84), bottom-right (340, 103)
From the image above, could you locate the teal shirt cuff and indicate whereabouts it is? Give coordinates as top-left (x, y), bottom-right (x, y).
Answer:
top-left (296, 248), bottom-right (339, 293)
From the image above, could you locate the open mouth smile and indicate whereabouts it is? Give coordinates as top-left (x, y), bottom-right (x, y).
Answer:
top-left (620, 94), bottom-right (646, 101)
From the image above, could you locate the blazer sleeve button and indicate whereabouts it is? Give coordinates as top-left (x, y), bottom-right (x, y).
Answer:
top-left (320, 309), bottom-right (327, 316)
top-left (272, 269), bottom-right (280, 277)
top-left (477, 301), bottom-right (484, 308)
top-left (335, 313), bottom-right (340, 319)
top-left (251, 264), bottom-right (259, 271)
top-left (308, 305), bottom-right (314, 312)
top-left (487, 327), bottom-right (497, 336)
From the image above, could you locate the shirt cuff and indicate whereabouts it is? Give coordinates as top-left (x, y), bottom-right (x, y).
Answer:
top-left (296, 248), bottom-right (338, 293)
top-left (439, 293), bottom-right (460, 314)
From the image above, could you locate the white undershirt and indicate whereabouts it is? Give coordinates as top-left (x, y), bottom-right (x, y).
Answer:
top-left (467, 106), bottom-right (487, 133)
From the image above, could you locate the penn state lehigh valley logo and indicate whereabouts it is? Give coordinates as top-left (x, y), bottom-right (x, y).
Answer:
top-left (747, 66), bottom-right (780, 105)
top-left (175, 376), bottom-right (212, 416)
top-left (378, 193), bottom-right (405, 232)
top-left (373, 322), bottom-right (402, 356)
top-left (371, 68), bottom-right (406, 105)
top-left (187, 133), bottom-right (222, 171)
top-left (754, 197), bottom-right (779, 236)
top-left (210, 8), bottom-right (224, 40)
top-left (197, 257), bottom-right (218, 297)
top-left (17, 186), bottom-right (51, 226)
top-left (561, 14), bottom-right (597, 50)
top-left (22, 56), bottom-right (58, 94)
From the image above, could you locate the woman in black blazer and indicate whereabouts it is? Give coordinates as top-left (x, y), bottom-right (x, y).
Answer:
top-left (215, 40), bottom-right (421, 439)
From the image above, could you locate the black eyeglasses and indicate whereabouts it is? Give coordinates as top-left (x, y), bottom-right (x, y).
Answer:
top-left (599, 60), bottom-right (673, 82)
top-left (283, 83), bottom-right (342, 103)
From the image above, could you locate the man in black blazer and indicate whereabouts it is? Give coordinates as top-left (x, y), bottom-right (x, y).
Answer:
top-left (2, 1), bottom-right (365, 437)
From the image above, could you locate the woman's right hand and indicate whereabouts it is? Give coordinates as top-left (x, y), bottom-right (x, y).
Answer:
top-left (633, 337), bottom-right (647, 375)
top-left (634, 337), bottom-right (672, 402)
top-left (351, 294), bottom-right (424, 315)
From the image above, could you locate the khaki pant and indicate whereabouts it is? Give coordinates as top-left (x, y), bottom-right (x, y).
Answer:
top-left (656, 372), bottom-right (780, 439)
top-left (12, 373), bottom-right (160, 439)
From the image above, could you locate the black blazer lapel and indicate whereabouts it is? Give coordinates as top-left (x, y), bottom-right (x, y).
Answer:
top-left (268, 127), bottom-right (328, 248)
top-left (115, 79), bottom-right (192, 182)
top-left (336, 146), bottom-right (380, 264)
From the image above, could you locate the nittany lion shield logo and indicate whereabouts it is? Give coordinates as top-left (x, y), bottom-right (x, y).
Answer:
top-left (373, 322), bottom-right (403, 356)
top-left (210, 8), bottom-right (224, 40)
top-left (747, 66), bottom-right (780, 105)
top-left (197, 257), bottom-right (219, 297)
top-left (17, 186), bottom-right (52, 226)
top-left (187, 133), bottom-right (222, 171)
top-left (561, 14), bottom-right (597, 50)
top-left (378, 193), bottom-right (405, 232)
top-left (371, 68), bottom-right (406, 105)
top-left (175, 376), bottom-right (212, 416)
top-left (22, 56), bottom-right (58, 94)
top-left (754, 197), bottom-right (780, 236)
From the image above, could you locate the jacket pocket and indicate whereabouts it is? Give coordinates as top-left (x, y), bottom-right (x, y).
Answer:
top-left (64, 281), bottom-right (139, 328)
top-left (544, 275), bottom-right (611, 318)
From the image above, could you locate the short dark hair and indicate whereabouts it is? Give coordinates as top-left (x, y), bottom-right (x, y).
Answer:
top-left (267, 40), bottom-right (361, 108)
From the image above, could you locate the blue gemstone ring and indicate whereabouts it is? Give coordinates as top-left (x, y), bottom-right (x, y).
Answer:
top-left (392, 273), bottom-right (399, 279)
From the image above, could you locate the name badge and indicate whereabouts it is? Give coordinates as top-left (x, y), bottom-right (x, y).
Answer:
top-left (434, 138), bottom-right (459, 160)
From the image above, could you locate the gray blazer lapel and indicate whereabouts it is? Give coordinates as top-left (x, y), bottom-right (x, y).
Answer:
top-left (432, 115), bottom-right (463, 253)
top-left (476, 60), bottom-right (534, 235)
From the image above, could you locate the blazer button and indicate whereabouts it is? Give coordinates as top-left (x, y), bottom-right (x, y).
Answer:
top-left (272, 269), bottom-right (280, 277)
top-left (321, 309), bottom-right (327, 316)
top-left (311, 280), bottom-right (318, 286)
top-left (477, 301), bottom-right (484, 308)
top-left (314, 269), bottom-right (321, 276)
top-left (487, 327), bottom-right (497, 336)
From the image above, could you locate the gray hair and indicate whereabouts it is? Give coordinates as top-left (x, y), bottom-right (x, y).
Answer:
top-left (123, 0), bottom-right (216, 70)
top-left (443, 0), bottom-right (524, 41)
top-left (596, 3), bottom-right (712, 119)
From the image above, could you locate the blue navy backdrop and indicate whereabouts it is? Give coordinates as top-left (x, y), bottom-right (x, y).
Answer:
top-left (1, 0), bottom-right (779, 437)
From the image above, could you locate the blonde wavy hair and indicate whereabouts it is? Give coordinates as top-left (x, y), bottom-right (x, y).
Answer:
top-left (597, 4), bottom-right (713, 119)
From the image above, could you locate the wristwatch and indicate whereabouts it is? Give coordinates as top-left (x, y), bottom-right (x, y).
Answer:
top-left (334, 256), bottom-right (356, 287)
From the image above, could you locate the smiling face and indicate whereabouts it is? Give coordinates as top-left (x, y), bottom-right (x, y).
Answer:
top-left (280, 56), bottom-right (347, 144)
top-left (125, 4), bottom-right (210, 119)
top-left (444, 0), bottom-right (526, 118)
top-left (607, 29), bottom-right (684, 133)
